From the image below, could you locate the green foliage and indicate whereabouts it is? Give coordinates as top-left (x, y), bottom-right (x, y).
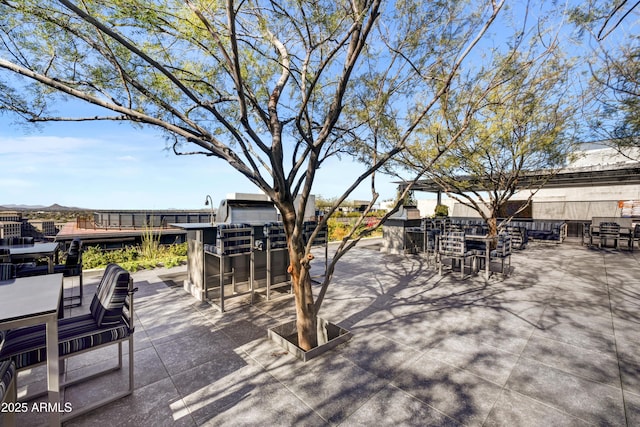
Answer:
top-left (315, 196), bottom-right (339, 210)
top-left (327, 218), bottom-right (350, 241)
top-left (405, 44), bottom-right (579, 227)
top-left (167, 242), bottom-right (188, 257)
top-left (82, 242), bottom-right (187, 272)
top-left (0, 0), bottom-right (510, 342)
top-left (327, 217), bottom-right (382, 241)
top-left (570, 2), bottom-right (640, 154)
top-left (325, 209), bottom-right (386, 218)
top-left (434, 204), bottom-right (449, 217)
top-left (140, 218), bottom-right (161, 259)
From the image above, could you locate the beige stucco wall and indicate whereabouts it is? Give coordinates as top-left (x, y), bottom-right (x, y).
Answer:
top-left (416, 147), bottom-right (640, 221)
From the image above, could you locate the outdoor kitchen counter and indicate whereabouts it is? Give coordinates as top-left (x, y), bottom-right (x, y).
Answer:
top-left (171, 223), bottom-right (218, 302)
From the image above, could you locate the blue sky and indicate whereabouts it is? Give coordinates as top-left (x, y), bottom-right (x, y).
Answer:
top-left (0, 115), bottom-right (400, 210)
top-left (0, 1), bottom-right (621, 211)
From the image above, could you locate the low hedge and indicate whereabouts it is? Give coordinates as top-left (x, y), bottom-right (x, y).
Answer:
top-left (82, 242), bottom-right (188, 272)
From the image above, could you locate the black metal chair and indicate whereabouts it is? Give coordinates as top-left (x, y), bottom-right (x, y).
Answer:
top-left (438, 232), bottom-right (476, 279)
top-left (0, 263), bottom-right (16, 280)
top-left (490, 233), bottom-right (512, 276)
top-left (581, 223), bottom-right (592, 246)
top-left (0, 331), bottom-right (17, 427)
top-left (425, 229), bottom-right (440, 266)
top-left (14, 239), bottom-right (84, 307)
top-left (0, 248), bottom-right (9, 263)
top-left (629, 224), bottom-right (640, 252)
top-left (599, 222), bottom-right (621, 249)
top-left (0, 263), bottom-right (137, 423)
top-left (54, 238), bottom-right (83, 307)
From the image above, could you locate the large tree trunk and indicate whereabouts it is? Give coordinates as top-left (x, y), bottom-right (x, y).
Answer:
top-left (288, 240), bottom-right (318, 351)
top-left (280, 201), bottom-right (318, 351)
top-left (487, 216), bottom-right (498, 237)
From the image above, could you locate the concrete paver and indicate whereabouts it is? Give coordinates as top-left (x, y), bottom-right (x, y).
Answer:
top-left (10, 240), bottom-right (640, 426)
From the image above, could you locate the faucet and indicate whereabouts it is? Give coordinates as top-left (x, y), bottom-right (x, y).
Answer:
top-left (204, 195), bottom-right (215, 225)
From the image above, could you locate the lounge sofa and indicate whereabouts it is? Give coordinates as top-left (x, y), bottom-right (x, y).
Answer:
top-left (509, 220), bottom-right (567, 243)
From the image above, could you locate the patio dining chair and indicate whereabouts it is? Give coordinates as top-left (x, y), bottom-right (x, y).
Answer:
top-left (13, 239), bottom-right (84, 307)
top-left (0, 263), bottom-right (16, 280)
top-left (438, 232), bottom-right (476, 279)
top-left (0, 248), bottom-right (9, 263)
top-left (54, 238), bottom-right (83, 307)
top-left (629, 224), bottom-right (640, 252)
top-left (581, 223), bottom-right (593, 246)
top-left (490, 233), bottom-right (512, 276)
top-left (0, 331), bottom-right (17, 427)
top-left (599, 222), bottom-right (621, 249)
top-left (425, 229), bottom-right (440, 266)
top-left (0, 263), bottom-right (137, 423)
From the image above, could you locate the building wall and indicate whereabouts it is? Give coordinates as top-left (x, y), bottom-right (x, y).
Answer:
top-left (417, 197), bottom-right (457, 218)
top-left (0, 211), bottom-right (21, 222)
top-left (420, 147), bottom-right (640, 222)
top-left (570, 146), bottom-right (640, 168)
top-left (446, 189), bottom-right (640, 221)
top-left (517, 184), bottom-right (640, 204)
top-left (28, 220), bottom-right (56, 236)
top-left (0, 222), bottom-right (22, 238)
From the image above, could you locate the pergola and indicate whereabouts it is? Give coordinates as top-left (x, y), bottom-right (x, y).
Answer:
top-left (397, 162), bottom-right (640, 204)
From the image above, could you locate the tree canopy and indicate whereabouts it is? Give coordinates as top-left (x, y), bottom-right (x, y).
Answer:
top-left (0, 0), bottom-right (506, 350)
top-left (399, 12), bottom-right (580, 234)
top-left (571, 0), bottom-right (640, 155)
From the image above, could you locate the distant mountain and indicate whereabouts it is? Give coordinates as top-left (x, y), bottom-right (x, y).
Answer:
top-left (0, 203), bottom-right (88, 211)
top-left (47, 203), bottom-right (86, 211)
top-left (0, 204), bottom-right (46, 210)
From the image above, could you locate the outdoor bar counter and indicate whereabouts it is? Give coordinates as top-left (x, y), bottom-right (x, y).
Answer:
top-left (172, 223), bottom-right (216, 302)
top-left (172, 222), bottom-right (290, 311)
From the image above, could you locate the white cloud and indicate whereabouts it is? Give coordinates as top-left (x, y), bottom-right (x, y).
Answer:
top-left (0, 135), bottom-right (99, 154)
top-left (1, 178), bottom-right (35, 189)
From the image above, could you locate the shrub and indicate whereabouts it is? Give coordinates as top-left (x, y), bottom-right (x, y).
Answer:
top-left (327, 218), bottom-right (382, 241)
top-left (81, 242), bottom-right (188, 271)
top-left (328, 218), bottom-right (350, 241)
top-left (434, 204), bottom-right (449, 217)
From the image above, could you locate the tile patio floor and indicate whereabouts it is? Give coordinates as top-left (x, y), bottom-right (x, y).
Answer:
top-left (9, 238), bottom-right (640, 426)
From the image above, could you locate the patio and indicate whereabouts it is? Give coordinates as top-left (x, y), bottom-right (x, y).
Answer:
top-left (10, 239), bottom-right (640, 426)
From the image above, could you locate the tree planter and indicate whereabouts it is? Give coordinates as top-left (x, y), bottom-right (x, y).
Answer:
top-left (268, 317), bottom-right (352, 362)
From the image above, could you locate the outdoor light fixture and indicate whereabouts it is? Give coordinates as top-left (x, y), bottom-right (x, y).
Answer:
top-left (204, 195), bottom-right (215, 225)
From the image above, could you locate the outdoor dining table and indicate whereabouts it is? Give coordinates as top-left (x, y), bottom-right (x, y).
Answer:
top-left (0, 273), bottom-right (63, 426)
top-left (2, 242), bottom-right (59, 273)
top-left (465, 234), bottom-right (498, 280)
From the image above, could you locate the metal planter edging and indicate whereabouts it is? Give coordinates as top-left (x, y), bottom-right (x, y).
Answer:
top-left (267, 317), bottom-right (352, 362)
